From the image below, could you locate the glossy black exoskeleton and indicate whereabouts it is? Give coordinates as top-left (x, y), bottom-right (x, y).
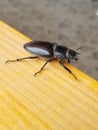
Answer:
top-left (6, 41), bottom-right (80, 79)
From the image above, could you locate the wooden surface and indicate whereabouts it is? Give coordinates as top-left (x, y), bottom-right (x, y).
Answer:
top-left (0, 20), bottom-right (98, 130)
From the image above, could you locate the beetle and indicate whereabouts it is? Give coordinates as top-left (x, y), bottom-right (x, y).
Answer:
top-left (5, 41), bottom-right (80, 79)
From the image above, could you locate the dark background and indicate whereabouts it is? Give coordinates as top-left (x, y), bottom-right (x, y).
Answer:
top-left (0, 0), bottom-right (98, 80)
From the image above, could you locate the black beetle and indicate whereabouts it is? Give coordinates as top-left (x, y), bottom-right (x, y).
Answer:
top-left (6, 41), bottom-right (80, 79)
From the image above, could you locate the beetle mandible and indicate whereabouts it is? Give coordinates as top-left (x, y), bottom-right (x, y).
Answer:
top-left (5, 41), bottom-right (80, 79)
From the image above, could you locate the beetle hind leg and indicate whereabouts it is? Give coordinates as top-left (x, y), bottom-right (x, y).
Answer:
top-left (34, 59), bottom-right (53, 76)
top-left (5, 56), bottom-right (38, 63)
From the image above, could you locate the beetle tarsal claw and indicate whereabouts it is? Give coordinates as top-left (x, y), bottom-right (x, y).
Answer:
top-left (33, 73), bottom-right (37, 77)
top-left (5, 60), bottom-right (15, 63)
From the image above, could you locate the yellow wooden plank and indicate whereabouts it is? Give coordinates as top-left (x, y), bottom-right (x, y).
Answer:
top-left (0, 20), bottom-right (98, 130)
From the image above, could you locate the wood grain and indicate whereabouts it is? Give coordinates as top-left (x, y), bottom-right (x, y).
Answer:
top-left (0, 21), bottom-right (98, 130)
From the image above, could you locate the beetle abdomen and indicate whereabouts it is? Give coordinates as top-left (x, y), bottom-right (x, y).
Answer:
top-left (24, 41), bottom-right (54, 58)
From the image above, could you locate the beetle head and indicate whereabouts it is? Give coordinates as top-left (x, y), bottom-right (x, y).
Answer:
top-left (66, 49), bottom-right (80, 61)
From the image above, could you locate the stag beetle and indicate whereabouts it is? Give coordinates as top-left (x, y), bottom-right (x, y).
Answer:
top-left (6, 41), bottom-right (80, 79)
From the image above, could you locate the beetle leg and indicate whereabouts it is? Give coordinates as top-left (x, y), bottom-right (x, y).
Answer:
top-left (5, 56), bottom-right (38, 63)
top-left (34, 59), bottom-right (53, 76)
top-left (59, 60), bottom-right (77, 80)
top-left (68, 59), bottom-right (70, 63)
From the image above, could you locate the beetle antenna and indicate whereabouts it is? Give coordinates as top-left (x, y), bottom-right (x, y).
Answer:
top-left (76, 47), bottom-right (82, 52)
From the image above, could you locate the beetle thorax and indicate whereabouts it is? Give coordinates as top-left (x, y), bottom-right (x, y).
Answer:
top-left (53, 45), bottom-right (68, 60)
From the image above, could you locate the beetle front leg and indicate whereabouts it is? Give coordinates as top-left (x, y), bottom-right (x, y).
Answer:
top-left (34, 59), bottom-right (53, 76)
top-left (59, 60), bottom-right (77, 80)
top-left (68, 59), bottom-right (70, 63)
top-left (5, 56), bottom-right (38, 63)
